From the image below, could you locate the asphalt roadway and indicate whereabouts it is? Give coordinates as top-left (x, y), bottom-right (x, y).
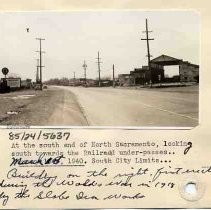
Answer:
top-left (0, 86), bottom-right (198, 127)
top-left (57, 85), bottom-right (199, 127)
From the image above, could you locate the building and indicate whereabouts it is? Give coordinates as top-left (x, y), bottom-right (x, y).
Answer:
top-left (21, 79), bottom-right (32, 89)
top-left (118, 74), bottom-right (132, 86)
top-left (69, 78), bottom-right (98, 87)
top-left (150, 55), bottom-right (199, 83)
top-left (118, 54), bottom-right (199, 87)
top-left (130, 64), bottom-right (164, 85)
top-left (179, 62), bottom-right (199, 82)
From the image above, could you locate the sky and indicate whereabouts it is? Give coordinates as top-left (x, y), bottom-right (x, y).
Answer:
top-left (0, 10), bottom-right (200, 81)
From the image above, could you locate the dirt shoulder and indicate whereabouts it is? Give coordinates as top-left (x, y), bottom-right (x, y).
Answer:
top-left (0, 87), bottom-right (88, 126)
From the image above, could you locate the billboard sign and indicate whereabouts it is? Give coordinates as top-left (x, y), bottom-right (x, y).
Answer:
top-left (4, 78), bottom-right (21, 88)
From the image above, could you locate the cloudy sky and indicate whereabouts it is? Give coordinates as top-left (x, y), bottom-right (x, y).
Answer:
top-left (0, 10), bottom-right (199, 80)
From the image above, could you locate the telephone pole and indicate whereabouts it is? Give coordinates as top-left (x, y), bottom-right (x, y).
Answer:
top-left (96, 51), bottom-right (102, 87)
top-left (141, 19), bottom-right (154, 85)
top-left (36, 38), bottom-right (45, 89)
top-left (36, 59), bottom-right (40, 83)
top-left (82, 60), bottom-right (87, 86)
top-left (112, 64), bottom-right (115, 88)
top-left (73, 71), bottom-right (76, 86)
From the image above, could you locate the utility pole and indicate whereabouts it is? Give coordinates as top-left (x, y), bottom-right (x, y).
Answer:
top-left (96, 51), bottom-right (102, 87)
top-left (82, 60), bottom-right (87, 86)
top-left (141, 19), bottom-right (154, 86)
top-left (73, 71), bottom-right (76, 86)
top-left (36, 59), bottom-right (40, 83)
top-left (112, 64), bottom-right (115, 88)
top-left (36, 38), bottom-right (45, 89)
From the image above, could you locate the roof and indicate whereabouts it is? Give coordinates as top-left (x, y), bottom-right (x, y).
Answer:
top-left (182, 61), bottom-right (199, 68)
top-left (118, 74), bottom-right (130, 76)
top-left (134, 68), bottom-right (148, 72)
top-left (150, 54), bottom-right (183, 66)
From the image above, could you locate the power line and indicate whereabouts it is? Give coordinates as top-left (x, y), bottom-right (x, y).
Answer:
top-left (112, 64), bottom-right (115, 88)
top-left (73, 71), bottom-right (76, 86)
top-left (36, 58), bottom-right (40, 83)
top-left (141, 19), bottom-right (154, 85)
top-left (82, 60), bottom-right (87, 86)
top-left (96, 51), bottom-right (102, 87)
top-left (36, 38), bottom-right (45, 89)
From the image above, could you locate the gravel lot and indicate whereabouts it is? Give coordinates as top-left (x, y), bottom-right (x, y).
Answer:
top-left (0, 87), bottom-right (87, 126)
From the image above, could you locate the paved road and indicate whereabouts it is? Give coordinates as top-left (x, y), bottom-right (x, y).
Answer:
top-left (58, 86), bottom-right (199, 127)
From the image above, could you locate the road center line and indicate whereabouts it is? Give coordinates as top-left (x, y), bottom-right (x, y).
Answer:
top-left (138, 101), bottom-right (198, 121)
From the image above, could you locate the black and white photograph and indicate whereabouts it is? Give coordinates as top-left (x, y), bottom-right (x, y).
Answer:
top-left (0, 11), bottom-right (199, 127)
top-left (0, 3), bottom-right (211, 209)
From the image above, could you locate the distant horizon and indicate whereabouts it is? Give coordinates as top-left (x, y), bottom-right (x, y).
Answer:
top-left (0, 11), bottom-right (200, 81)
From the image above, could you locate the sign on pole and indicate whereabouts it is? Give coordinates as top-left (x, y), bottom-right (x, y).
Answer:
top-left (2, 67), bottom-right (9, 78)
